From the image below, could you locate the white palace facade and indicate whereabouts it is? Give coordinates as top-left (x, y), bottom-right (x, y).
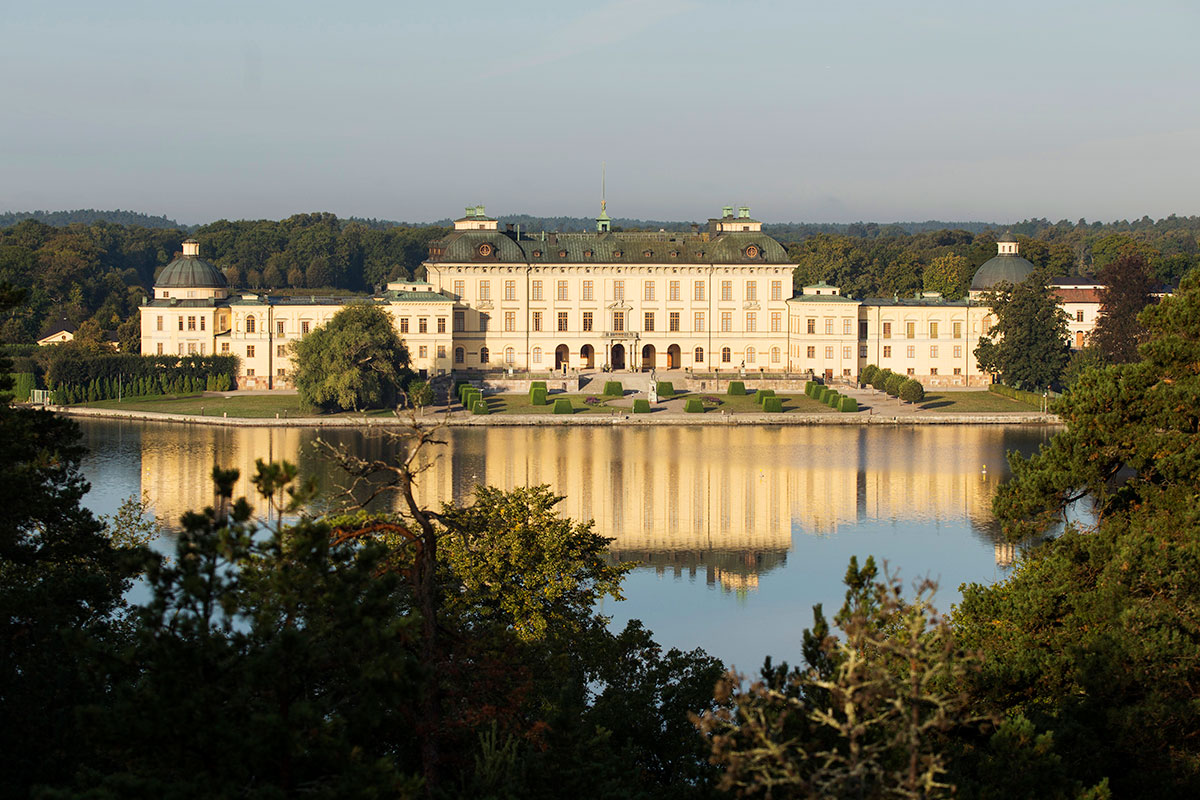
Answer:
top-left (140, 205), bottom-right (1100, 389)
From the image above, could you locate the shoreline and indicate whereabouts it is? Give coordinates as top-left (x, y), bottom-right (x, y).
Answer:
top-left (50, 404), bottom-right (1061, 428)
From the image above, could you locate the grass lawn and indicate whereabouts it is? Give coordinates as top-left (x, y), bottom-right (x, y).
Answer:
top-left (667, 391), bottom-right (842, 415)
top-left (485, 392), bottom-right (618, 415)
top-left (81, 393), bottom-right (412, 419)
top-left (918, 391), bottom-right (1042, 413)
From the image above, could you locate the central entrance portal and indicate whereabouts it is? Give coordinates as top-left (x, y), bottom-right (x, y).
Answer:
top-left (611, 343), bottom-right (626, 371)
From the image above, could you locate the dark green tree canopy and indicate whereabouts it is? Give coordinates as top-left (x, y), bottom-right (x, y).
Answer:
top-left (974, 273), bottom-right (1071, 390)
top-left (290, 303), bottom-right (411, 412)
top-left (1091, 251), bottom-right (1157, 363)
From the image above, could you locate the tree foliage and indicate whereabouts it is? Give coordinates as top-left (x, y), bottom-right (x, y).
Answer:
top-left (291, 304), bottom-right (411, 412)
top-left (974, 273), bottom-right (1071, 390)
top-left (1091, 252), bottom-right (1157, 363)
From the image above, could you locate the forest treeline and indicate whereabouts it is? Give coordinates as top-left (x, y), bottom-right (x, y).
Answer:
top-left (2, 209), bottom-right (1199, 346)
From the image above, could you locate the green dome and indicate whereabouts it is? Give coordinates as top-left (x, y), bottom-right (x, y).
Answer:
top-left (156, 254), bottom-right (228, 289)
top-left (971, 254), bottom-right (1035, 291)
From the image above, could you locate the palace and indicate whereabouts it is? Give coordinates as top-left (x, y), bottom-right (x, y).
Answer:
top-left (139, 205), bottom-right (1101, 389)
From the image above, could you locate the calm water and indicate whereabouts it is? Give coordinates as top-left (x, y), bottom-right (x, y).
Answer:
top-left (77, 420), bottom-right (1056, 670)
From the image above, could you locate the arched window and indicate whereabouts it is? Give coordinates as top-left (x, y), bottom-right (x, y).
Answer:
top-left (722, 347), bottom-right (732, 363)
top-left (504, 347), bottom-right (516, 364)
top-left (480, 347), bottom-right (490, 364)
top-left (746, 347), bottom-right (756, 363)
top-left (532, 347), bottom-right (543, 364)
top-left (246, 316), bottom-right (256, 333)
top-left (454, 347), bottom-right (465, 364)
top-left (770, 346), bottom-right (781, 363)
top-left (694, 347), bottom-right (704, 363)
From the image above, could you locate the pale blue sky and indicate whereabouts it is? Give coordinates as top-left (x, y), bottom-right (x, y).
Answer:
top-left (3, 0), bottom-right (1198, 224)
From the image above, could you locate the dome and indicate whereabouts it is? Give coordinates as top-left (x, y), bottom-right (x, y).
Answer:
top-left (971, 254), bottom-right (1035, 290)
top-left (155, 240), bottom-right (228, 289)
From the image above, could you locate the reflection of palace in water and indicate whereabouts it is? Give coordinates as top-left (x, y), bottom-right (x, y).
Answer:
top-left (138, 424), bottom-right (1032, 591)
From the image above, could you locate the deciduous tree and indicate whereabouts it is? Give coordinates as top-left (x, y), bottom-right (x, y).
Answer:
top-left (974, 273), bottom-right (1070, 390)
top-left (290, 303), bottom-right (411, 412)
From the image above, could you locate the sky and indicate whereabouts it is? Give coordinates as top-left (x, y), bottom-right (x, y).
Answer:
top-left (3, 0), bottom-right (1199, 225)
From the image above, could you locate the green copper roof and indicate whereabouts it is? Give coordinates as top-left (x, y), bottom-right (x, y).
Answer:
top-left (155, 255), bottom-right (228, 289)
top-left (971, 254), bottom-right (1036, 291)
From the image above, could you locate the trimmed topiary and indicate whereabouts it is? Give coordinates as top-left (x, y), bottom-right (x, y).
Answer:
top-left (885, 374), bottom-right (905, 397)
top-left (899, 378), bottom-right (925, 404)
top-left (684, 397), bottom-right (704, 413)
top-left (818, 387), bottom-right (832, 403)
top-left (839, 396), bottom-right (859, 412)
top-left (763, 397), bottom-right (783, 413)
top-left (826, 392), bottom-right (841, 408)
top-left (553, 398), bottom-right (573, 414)
top-left (463, 389), bottom-right (481, 408)
top-left (530, 380), bottom-right (547, 391)
top-left (655, 381), bottom-right (674, 397)
top-left (529, 387), bottom-right (548, 405)
top-left (753, 388), bottom-right (776, 405)
top-left (471, 399), bottom-right (489, 415)
top-left (603, 381), bottom-right (623, 397)
top-left (726, 381), bottom-right (746, 396)
top-left (632, 398), bottom-right (651, 413)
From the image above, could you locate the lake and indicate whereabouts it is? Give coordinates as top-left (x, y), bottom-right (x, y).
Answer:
top-left (76, 419), bottom-right (1056, 670)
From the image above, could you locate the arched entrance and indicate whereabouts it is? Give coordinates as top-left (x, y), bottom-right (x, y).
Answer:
top-left (611, 343), bottom-right (626, 371)
top-left (641, 344), bottom-right (656, 372)
top-left (667, 344), bottom-right (681, 370)
top-left (580, 344), bottom-right (595, 369)
top-left (555, 344), bottom-right (570, 370)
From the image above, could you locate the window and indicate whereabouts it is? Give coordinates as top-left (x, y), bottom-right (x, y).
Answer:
top-left (200, 317), bottom-right (206, 331)
top-left (807, 318), bottom-right (816, 334)
top-left (953, 345), bottom-right (962, 358)
top-left (644, 312), bottom-right (655, 331)
top-left (883, 346), bottom-right (892, 358)
top-left (400, 318), bottom-right (410, 333)
top-left (843, 347), bottom-right (851, 359)
top-left (721, 281), bottom-right (732, 301)
top-left (558, 312), bottom-right (568, 332)
top-left (187, 316), bottom-right (196, 331)
top-left (745, 281), bottom-right (757, 301)
top-left (419, 345), bottom-right (428, 358)
top-left (612, 311), bottom-right (624, 332)
top-left (860, 320), bottom-right (868, 339)
top-left (437, 317), bottom-right (446, 333)
top-left (906, 321), bottom-right (915, 339)
top-left (721, 312), bottom-right (732, 332)
top-left (613, 280), bottom-right (624, 301)
top-left (277, 320), bottom-right (285, 336)
top-left (437, 345), bottom-right (446, 359)
top-left (480, 315), bottom-right (489, 332)
top-left (532, 311), bottom-right (542, 331)
top-left (419, 317), bottom-right (428, 333)
top-left (454, 347), bottom-right (464, 364)
top-left (843, 318), bottom-right (852, 335)
top-left (930, 367), bottom-right (938, 375)
top-left (771, 346), bottom-right (780, 363)
top-left (953, 321), bottom-right (962, 338)
top-left (825, 319), bottom-right (834, 335)
top-left (156, 315), bottom-right (163, 331)
top-left (694, 281), bottom-right (705, 301)
top-left (771, 280), bottom-right (782, 301)
top-left (930, 346), bottom-right (939, 358)
top-left (156, 342), bottom-right (163, 355)
top-left (907, 368), bottom-right (915, 376)
top-left (883, 321), bottom-right (892, 339)
top-left (583, 311), bottom-right (593, 332)
top-left (1076, 309), bottom-right (1084, 322)
top-left (301, 320), bottom-right (310, 335)
top-left (745, 313), bottom-right (756, 332)
top-left (982, 319), bottom-right (991, 334)
top-left (825, 346), bottom-right (834, 359)
top-left (643, 281), bottom-right (655, 301)
top-left (771, 311), bottom-right (781, 332)
top-left (907, 345), bottom-right (915, 359)
top-left (504, 280), bottom-right (516, 301)
top-left (694, 312), bottom-right (705, 332)
top-left (722, 347), bottom-right (731, 363)
top-left (582, 280), bottom-right (593, 301)
top-left (220, 342), bottom-right (229, 354)
top-left (247, 345), bottom-right (255, 357)
top-left (860, 345), bottom-right (868, 358)
top-left (953, 367), bottom-right (962, 375)
top-left (453, 311), bottom-right (464, 332)
top-left (504, 312), bottom-right (515, 332)
top-left (746, 346), bottom-right (756, 363)
top-left (504, 347), bottom-right (515, 364)
top-left (806, 346), bottom-right (816, 358)
top-left (532, 347), bottom-right (543, 364)
top-left (557, 280), bottom-right (568, 301)
top-left (531, 280), bottom-right (543, 301)
top-left (453, 279), bottom-right (465, 298)
top-left (276, 345), bottom-right (286, 357)
top-left (479, 280), bottom-right (491, 301)
top-left (480, 347), bottom-right (490, 363)
top-left (246, 369), bottom-right (255, 377)
top-left (929, 321), bottom-right (939, 339)
top-left (247, 316), bottom-right (256, 333)
top-left (694, 347), bottom-right (704, 362)
top-left (669, 280), bottom-right (680, 301)
top-left (669, 311), bottom-right (680, 332)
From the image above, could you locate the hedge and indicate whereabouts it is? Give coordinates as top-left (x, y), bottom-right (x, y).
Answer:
top-left (726, 381), bottom-right (746, 396)
top-left (44, 353), bottom-right (238, 404)
top-left (818, 387), bottom-right (832, 403)
top-left (655, 381), bottom-right (674, 397)
top-left (762, 397), bottom-right (783, 413)
top-left (684, 397), bottom-right (704, 413)
top-left (839, 396), bottom-right (858, 412)
top-left (602, 381), bottom-right (623, 397)
top-left (529, 387), bottom-right (548, 406)
top-left (471, 399), bottom-right (490, 415)
top-left (9, 373), bottom-right (35, 402)
top-left (826, 392), bottom-right (841, 408)
top-left (461, 388), bottom-right (481, 407)
top-left (553, 398), bottom-right (573, 414)
top-left (753, 389), bottom-right (776, 405)
top-left (632, 398), bottom-right (651, 413)
top-left (530, 380), bottom-right (547, 391)
top-left (805, 381), bottom-right (818, 397)
top-left (989, 383), bottom-right (1054, 407)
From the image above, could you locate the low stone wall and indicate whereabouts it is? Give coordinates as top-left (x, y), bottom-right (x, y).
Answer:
top-left (683, 377), bottom-right (813, 393)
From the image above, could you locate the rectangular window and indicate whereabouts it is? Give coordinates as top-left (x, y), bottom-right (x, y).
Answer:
top-left (643, 281), bottom-right (655, 301)
top-left (843, 347), bottom-right (851, 359)
top-left (771, 280), bottom-right (782, 301)
top-left (276, 367), bottom-right (285, 377)
top-left (907, 345), bottom-right (915, 358)
top-left (860, 345), bottom-right (868, 358)
top-left (156, 342), bottom-right (164, 355)
top-left (276, 345), bottom-right (286, 357)
top-left (745, 313), bottom-right (756, 332)
top-left (669, 280), bottom-right (680, 301)
top-left (246, 369), bottom-right (255, 377)
top-left (419, 345), bottom-right (428, 358)
top-left (200, 317), bottom-right (206, 331)
top-left (187, 316), bottom-right (196, 331)
top-left (246, 317), bottom-right (256, 333)
top-left (930, 367), bottom-right (939, 375)
top-left (301, 320), bottom-right (310, 335)
top-left (453, 311), bottom-right (464, 332)
top-left (531, 280), bottom-right (543, 301)
top-left (478, 280), bottom-right (491, 301)
top-left (419, 318), bottom-right (428, 334)
top-left (220, 342), bottom-right (229, 354)
top-left (771, 311), bottom-right (781, 332)
top-left (558, 311), bottom-right (568, 332)
top-left (454, 279), bottom-right (465, 298)
top-left (953, 345), bottom-right (962, 358)
top-left (669, 311), bottom-right (680, 332)
top-left (806, 346), bottom-right (815, 358)
top-left (694, 312), bottom-right (705, 332)
top-left (247, 345), bottom-right (255, 358)
top-left (859, 320), bottom-right (868, 339)
top-left (807, 318), bottom-right (816, 334)
top-left (721, 281), bottom-right (732, 301)
top-left (930, 346), bottom-right (939, 358)
top-left (953, 321), bottom-right (963, 338)
top-left (883, 345), bottom-right (892, 358)
top-left (907, 368), bottom-right (915, 376)
top-left (480, 315), bottom-right (488, 332)
top-left (504, 280), bottom-right (516, 301)
top-left (1076, 310), bottom-right (1084, 322)
top-left (644, 312), bottom-right (655, 332)
top-left (156, 315), bottom-right (163, 331)
top-left (455, 348), bottom-right (465, 364)
top-left (694, 281), bottom-right (705, 301)
top-left (277, 320), bottom-right (285, 336)
top-left (953, 367), bottom-right (962, 375)
top-left (825, 346), bottom-right (834, 359)
top-left (504, 311), bottom-right (516, 332)
top-left (745, 281), bottom-right (757, 302)
top-left (612, 311), bottom-right (624, 332)
top-left (400, 318), bottom-right (410, 333)
top-left (883, 321), bottom-right (892, 339)
top-left (583, 312), bottom-right (593, 331)
top-left (843, 318), bottom-right (852, 335)
top-left (906, 321), bottom-right (916, 339)
top-left (437, 345), bottom-right (446, 359)
top-left (583, 280), bottom-right (593, 301)
top-left (930, 321), bottom-right (939, 339)
top-left (532, 311), bottom-right (542, 332)
top-left (721, 311), bottom-right (732, 332)
top-left (437, 317), bottom-right (446, 333)
top-left (557, 280), bottom-right (568, 301)
top-left (613, 280), bottom-right (624, 301)
top-left (825, 319), bottom-right (834, 335)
